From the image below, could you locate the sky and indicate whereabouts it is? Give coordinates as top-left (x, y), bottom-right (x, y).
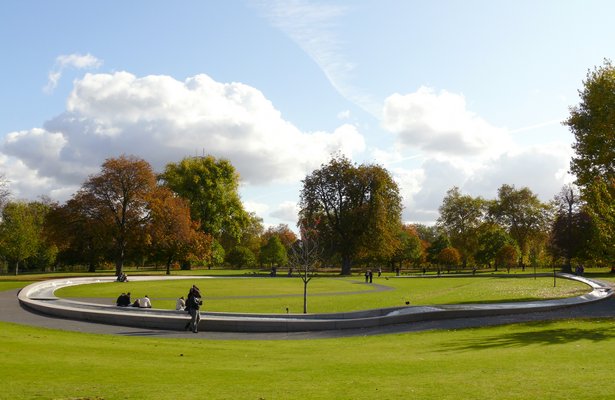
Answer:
top-left (1, 0), bottom-right (614, 230)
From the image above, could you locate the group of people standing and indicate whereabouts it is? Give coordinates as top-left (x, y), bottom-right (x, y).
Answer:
top-left (115, 284), bottom-right (203, 333)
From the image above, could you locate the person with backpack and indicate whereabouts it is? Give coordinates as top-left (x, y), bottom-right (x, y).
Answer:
top-left (184, 285), bottom-right (202, 333)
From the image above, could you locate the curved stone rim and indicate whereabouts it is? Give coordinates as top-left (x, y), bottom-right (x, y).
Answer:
top-left (18, 273), bottom-right (614, 333)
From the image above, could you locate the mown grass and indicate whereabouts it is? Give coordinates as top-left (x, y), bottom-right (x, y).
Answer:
top-left (54, 275), bottom-right (589, 313)
top-left (1, 318), bottom-right (615, 399)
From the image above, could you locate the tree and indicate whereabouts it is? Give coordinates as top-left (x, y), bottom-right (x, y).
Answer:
top-left (488, 184), bottom-right (551, 269)
top-left (583, 178), bottom-right (615, 265)
top-left (496, 244), bottom-right (519, 273)
top-left (474, 222), bottom-right (515, 271)
top-left (566, 59), bottom-right (615, 189)
top-left (0, 202), bottom-right (43, 274)
top-left (259, 235), bottom-right (288, 268)
top-left (160, 156), bottom-right (250, 246)
top-left (288, 222), bottom-right (322, 313)
top-left (565, 60), bottom-right (615, 264)
top-left (79, 155), bottom-right (156, 276)
top-left (148, 187), bottom-right (212, 275)
top-left (437, 247), bottom-right (460, 274)
top-left (262, 224), bottom-right (298, 252)
top-left (549, 185), bottom-right (593, 271)
top-left (238, 212), bottom-right (264, 261)
top-left (390, 225), bottom-right (423, 271)
top-left (226, 246), bottom-right (256, 268)
top-left (426, 233), bottom-right (450, 266)
top-left (299, 155), bottom-right (402, 275)
top-left (437, 187), bottom-right (485, 268)
top-left (45, 192), bottom-right (111, 272)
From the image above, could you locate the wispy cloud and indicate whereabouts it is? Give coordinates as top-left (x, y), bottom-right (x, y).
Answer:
top-left (44, 53), bottom-right (102, 93)
top-left (508, 119), bottom-right (561, 134)
top-left (254, 0), bottom-right (381, 117)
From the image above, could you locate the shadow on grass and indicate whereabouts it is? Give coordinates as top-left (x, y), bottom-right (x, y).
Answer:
top-left (438, 319), bottom-right (615, 352)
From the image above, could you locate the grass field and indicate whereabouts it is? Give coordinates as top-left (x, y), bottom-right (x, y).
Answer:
top-left (53, 275), bottom-right (589, 314)
top-left (2, 273), bottom-right (615, 399)
top-left (1, 318), bottom-right (615, 399)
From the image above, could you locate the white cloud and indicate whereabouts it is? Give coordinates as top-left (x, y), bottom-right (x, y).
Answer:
top-left (3, 71), bottom-right (366, 200)
top-left (44, 53), bottom-right (102, 93)
top-left (270, 201), bottom-right (299, 224)
top-left (464, 143), bottom-right (573, 201)
top-left (390, 142), bottom-right (573, 225)
top-left (243, 200), bottom-right (269, 217)
top-left (382, 87), bottom-right (512, 156)
top-left (337, 110), bottom-right (351, 120)
top-left (255, 0), bottom-right (381, 116)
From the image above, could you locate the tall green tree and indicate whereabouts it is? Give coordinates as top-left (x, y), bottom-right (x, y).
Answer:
top-left (0, 201), bottom-right (44, 274)
top-left (299, 155), bottom-right (402, 275)
top-left (437, 187), bottom-right (485, 268)
top-left (160, 156), bottom-right (250, 247)
top-left (488, 184), bottom-right (551, 268)
top-left (474, 222), bottom-right (515, 270)
top-left (259, 235), bottom-right (288, 268)
top-left (565, 60), bottom-right (615, 263)
top-left (549, 185), bottom-right (593, 271)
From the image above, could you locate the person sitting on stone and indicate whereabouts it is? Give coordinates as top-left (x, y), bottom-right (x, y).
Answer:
top-left (139, 295), bottom-right (152, 308)
top-left (116, 292), bottom-right (132, 307)
top-left (176, 296), bottom-right (186, 311)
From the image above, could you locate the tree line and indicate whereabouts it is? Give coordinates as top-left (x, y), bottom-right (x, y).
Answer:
top-left (0, 60), bottom-right (613, 275)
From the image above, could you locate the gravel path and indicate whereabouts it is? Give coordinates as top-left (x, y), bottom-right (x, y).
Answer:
top-left (3, 285), bottom-right (615, 340)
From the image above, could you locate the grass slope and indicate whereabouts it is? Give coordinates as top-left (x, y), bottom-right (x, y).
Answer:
top-left (1, 319), bottom-right (615, 399)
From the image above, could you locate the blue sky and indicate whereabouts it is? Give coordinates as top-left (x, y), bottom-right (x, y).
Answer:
top-left (1, 0), bottom-right (614, 229)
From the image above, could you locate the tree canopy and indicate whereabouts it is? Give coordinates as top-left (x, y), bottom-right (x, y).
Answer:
top-left (76, 155), bottom-right (157, 275)
top-left (437, 187), bottom-right (485, 267)
top-left (160, 156), bottom-right (250, 246)
top-left (299, 155), bottom-right (402, 275)
top-left (565, 59), bottom-right (615, 263)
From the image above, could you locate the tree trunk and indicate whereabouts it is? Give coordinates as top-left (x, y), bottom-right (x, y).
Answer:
top-left (166, 255), bottom-right (173, 275)
top-left (15, 260), bottom-right (19, 276)
top-left (303, 279), bottom-right (308, 314)
top-left (341, 254), bottom-right (352, 275)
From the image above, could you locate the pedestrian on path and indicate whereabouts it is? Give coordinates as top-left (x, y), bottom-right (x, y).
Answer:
top-left (185, 285), bottom-right (202, 333)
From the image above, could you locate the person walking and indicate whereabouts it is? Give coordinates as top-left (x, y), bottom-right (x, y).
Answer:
top-left (185, 285), bottom-right (202, 333)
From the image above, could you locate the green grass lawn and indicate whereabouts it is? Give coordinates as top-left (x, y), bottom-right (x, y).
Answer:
top-left (54, 275), bottom-right (589, 313)
top-left (1, 318), bottom-right (614, 399)
top-left (0, 280), bottom-right (33, 291)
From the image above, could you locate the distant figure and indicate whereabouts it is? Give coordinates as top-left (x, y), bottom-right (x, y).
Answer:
top-left (365, 270), bottom-right (369, 283)
top-left (176, 296), bottom-right (186, 311)
top-left (185, 285), bottom-right (203, 333)
top-left (369, 270), bottom-right (373, 283)
top-left (116, 272), bottom-right (128, 282)
top-left (116, 292), bottom-right (131, 307)
top-left (377, 267), bottom-right (382, 277)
